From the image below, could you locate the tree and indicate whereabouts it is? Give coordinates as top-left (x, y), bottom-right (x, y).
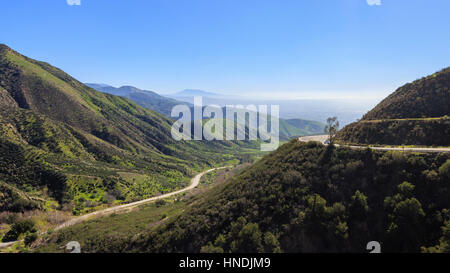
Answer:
top-left (1, 219), bottom-right (36, 242)
top-left (263, 232), bottom-right (281, 253)
top-left (349, 190), bottom-right (369, 221)
top-left (324, 117), bottom-right (339, 144)
top-left (422, 221), bottom-right (450, 253)
top-left (397, 181), bottom-right (415, 198)
top-left (200, 243), bottom-right (224, 253)
top-left (24, 232), bottom-right (38, 246)
top-left (439, 159), bottom-right (450, 181)
top-left (229, 219), bottom-right (264, 253)
top-left (386, 198), bottom-right (426, 251)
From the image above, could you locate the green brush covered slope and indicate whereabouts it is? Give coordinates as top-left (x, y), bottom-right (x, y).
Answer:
top-left (0, 44), bottom-right (260, 215)
top-left (337, 68), bottom-right (450, 146)
top-left (364, 68), bottom-right (450, 120)
top-left (282, 118), bottom-right (325, 137)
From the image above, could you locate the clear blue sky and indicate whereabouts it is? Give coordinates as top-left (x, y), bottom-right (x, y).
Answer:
top-left (1, 0), bottom-right (449, 99)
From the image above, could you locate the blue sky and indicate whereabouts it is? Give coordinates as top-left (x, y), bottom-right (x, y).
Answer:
top-left (1, 0), bottom-right (449, 99)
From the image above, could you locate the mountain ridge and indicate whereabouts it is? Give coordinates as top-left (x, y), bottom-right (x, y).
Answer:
top-left (172, 89), bottom-right (224, 98)
top-left (87, 83), bottom-right (326, 139)
top-left (337, 67), bottom-right (450, 146)
top-left (363, 67), bottom-right (449, 120)
top-left (85, 83), bottom-right (188, 116)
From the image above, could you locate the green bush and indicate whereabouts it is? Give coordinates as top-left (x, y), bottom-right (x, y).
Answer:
top-left (24, 232), bottom-right (38, 246)
top-left (439, 160), bottom-right (450, 181)
top-left (2, 219), bottom-right (36, 242)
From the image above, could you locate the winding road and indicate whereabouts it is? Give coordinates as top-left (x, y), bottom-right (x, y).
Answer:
top-left (0, 166), bottom-right (228, 249)
top-left (298, 135), bottom-right (450, 153)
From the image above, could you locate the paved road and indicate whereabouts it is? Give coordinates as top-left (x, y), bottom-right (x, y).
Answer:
top-left (297, 135), bottom-right (329, 143)
top-left (298, 135), bottom-right (450, 153)
top-left (0, 166), bottom-right (228, 249)
top-left (343, 145), bottom-right (450, 153)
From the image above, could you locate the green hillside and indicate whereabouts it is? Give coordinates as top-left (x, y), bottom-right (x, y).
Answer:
top-left (35, 141), bottom-right (450, 253)
top-left (86, 84), bottom-right (187, 117)
top-left (363, 67), bottom-right (449, 120)
top-left (0, 44), bottom-right (260, 217)
top-left (337, 68), bottom-right (450, 146)
top-left (336, 117), bottom-right (449, 146)
top-left (283, 118), bottom-right (325, 137)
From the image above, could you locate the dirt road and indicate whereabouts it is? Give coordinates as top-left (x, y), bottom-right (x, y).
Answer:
top-left (0, 166), bottom-right (228, 249)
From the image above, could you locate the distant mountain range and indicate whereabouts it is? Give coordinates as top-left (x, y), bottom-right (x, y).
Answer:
top-left (167, 89), bottom-right (376, 126)
top-left (85, 83), bottom-right (189, 117)
top-left (88, 84), bottom-right (326, 139)
top-left (169, 89), bottom-right (228, 98)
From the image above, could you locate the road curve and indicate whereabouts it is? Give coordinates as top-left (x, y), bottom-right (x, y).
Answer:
top-left (298, 135), bottom-right (450, 153)
top-left (0, 166), bottom-right (229, 249)
top-left (55, 166), bottom-right (229, 230)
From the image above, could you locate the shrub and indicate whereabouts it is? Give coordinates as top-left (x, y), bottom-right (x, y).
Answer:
top-left (439, 160), bottom-right (450, 181)
top-left (24, 232), bottom-right (38, 246)
top-left (2, 219), bottom-right (36, 242)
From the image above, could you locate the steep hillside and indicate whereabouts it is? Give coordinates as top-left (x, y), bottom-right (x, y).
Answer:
top-left (337, 117), bottom-right (449, 146)
top-left (86, 84), bottom-right (187, 117)
top-left (337, 68), bottom-right (450, 146)
top-left (363, 68), bottom-right (449, 120)
top-left (36, 141), bottom-right (450, 253)
top-left (0, 44), bottom-right (260, 215)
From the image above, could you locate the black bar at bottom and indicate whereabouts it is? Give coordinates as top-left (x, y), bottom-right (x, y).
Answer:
top-left (0, 253), bottom-right (447, 272)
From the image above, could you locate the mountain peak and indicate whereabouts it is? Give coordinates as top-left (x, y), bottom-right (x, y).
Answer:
top-left (118, 85), bottom-right (142, 92)
top-left (85, 83), bottom-right (187, 116)
top-left (175, 89), bottom-right (221, 97)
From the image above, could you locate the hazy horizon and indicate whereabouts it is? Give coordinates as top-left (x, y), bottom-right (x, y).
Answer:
top-left (1, 0), bottom-right (449, 100)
